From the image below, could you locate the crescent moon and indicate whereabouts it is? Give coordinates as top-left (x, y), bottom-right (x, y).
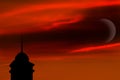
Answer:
top-left (100, 18), bottom-right (116, 43)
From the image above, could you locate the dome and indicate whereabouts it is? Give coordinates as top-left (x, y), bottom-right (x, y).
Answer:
top-left (10, 52), bottom-right (34, 67)
top-left (15, 52), bottom-right (29, 61)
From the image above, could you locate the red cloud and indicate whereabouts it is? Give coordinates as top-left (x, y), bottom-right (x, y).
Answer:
top-left (1, 1), bottom-right (120, 18)
top-left (0, 1), bottom-right (120, 35)
top-left (70, 43), bottom-right (120, 53)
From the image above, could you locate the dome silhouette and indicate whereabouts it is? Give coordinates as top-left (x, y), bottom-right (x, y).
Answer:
top-left (15, 52), bottom-right (29, 61)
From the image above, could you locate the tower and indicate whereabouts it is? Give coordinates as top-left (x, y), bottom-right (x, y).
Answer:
top-left (9, 37), bottom-right (34, 80)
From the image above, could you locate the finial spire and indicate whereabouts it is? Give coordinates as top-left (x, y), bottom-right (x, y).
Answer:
top-left (20, 35), bottom-right (23, 52)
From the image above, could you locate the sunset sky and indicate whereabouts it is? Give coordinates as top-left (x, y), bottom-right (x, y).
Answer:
top-left (0, 0), bottom-right (120, 80)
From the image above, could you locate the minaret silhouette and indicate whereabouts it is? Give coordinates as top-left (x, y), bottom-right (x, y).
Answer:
top-left (9, 36), bottom-right (34, 80)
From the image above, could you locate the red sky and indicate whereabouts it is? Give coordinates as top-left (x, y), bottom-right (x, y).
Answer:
top-left (0, 0), bottom-right (120, 80)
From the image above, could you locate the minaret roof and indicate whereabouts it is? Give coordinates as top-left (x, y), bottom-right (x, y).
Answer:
top-left (14, 35), bottom-right (29, 61)
top-left (15, 52), bottom-right (29, 61)
top-left (10, 52), bottom-right (34, 67)
top-left (9, 35), bottom-right (34, 68)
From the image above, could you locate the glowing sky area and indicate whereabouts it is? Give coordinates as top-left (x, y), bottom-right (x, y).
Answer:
top-left (0, 0), bottom-right (120, 80)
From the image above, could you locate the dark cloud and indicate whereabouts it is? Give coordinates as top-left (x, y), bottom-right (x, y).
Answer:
top-left (84, 5), bottom-right (120, 41)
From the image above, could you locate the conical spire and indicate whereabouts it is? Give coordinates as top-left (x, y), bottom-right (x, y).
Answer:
top-left (20, 35), bottom-right (23, 52)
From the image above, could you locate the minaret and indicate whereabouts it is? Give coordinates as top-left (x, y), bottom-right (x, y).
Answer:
top-left (9, 36), bottom-right (34, 80)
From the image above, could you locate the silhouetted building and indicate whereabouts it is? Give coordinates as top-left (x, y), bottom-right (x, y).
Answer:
top-left (9, 37), bottom-right (34, 80)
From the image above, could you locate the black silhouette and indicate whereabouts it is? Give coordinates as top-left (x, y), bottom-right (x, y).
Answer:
top-left (9, 36), bottom-right (34, 80)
